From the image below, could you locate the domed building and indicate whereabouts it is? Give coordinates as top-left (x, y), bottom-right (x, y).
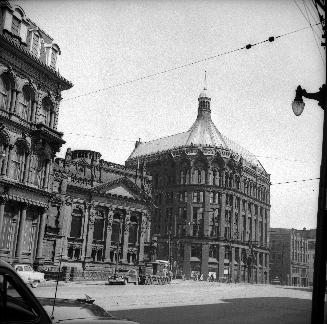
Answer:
top-left (126, 85), bottom-right (271, 283)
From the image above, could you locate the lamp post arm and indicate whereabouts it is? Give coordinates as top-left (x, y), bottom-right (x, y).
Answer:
top-left (299, 84), bottom-right (326, 110)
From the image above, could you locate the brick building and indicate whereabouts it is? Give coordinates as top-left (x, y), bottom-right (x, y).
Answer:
top-left (42, 148), bottom-right (153, 278)
top-left (269, 228), bottom-right (309, 286)
top-left (0, 2), bottom-right (72, 266)
top-left (126, 86), bottom-right (271, 283)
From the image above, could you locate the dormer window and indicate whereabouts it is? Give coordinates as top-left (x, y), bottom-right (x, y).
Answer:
top-left (31, 33), bottom-right (40, 56)
top-left (11, 16), bottom-right (21, 37)
top-left (50, 50), bottom-right (57, 69)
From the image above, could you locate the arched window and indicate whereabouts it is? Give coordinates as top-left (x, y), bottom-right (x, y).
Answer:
top-left (70, 209), bottom-right (83, 238)
top-left (29, 152), bottom-right (46, 188)
top-left (0, 75), bottom-right (11, 111)
top-left (0, 134), bottom-right (8, 174)
top-left (11, 9), bottom-right (22, 37)
top-left (17, 85), bottom-right (33, 121)
top-left (41, 97), bottom-right (54, 127)
top-left (10, 141), bottom-right (28, 182)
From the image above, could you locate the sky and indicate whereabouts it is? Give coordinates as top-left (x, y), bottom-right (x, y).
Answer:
top-left (15, 0), bottom-right (325, 230)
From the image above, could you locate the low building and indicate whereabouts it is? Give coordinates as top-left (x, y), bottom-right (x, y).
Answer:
top-left (269, 228), bottom-right (309, 286)
top-left (39, 148), bottom-right (153, 279)
top-left (302, 228), bottom-right (316, 286)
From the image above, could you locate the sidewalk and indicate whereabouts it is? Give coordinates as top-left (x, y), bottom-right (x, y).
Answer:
top-left (39, 280), bottom-right (107, 287)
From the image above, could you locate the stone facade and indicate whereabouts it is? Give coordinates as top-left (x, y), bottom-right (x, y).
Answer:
top-left (0, 2), bottom-right (72, 266)
top-left (44, 149), bottom-right (153, 275)
top-left (126, 87), bottom-right (271, 283)
top-left (270, 228), bottom-right (310, 286)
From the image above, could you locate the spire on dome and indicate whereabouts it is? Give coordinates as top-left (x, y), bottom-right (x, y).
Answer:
top-left (198, 71), bottom-right (210, 99)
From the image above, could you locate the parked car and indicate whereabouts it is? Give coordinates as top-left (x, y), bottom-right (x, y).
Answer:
top-left (270, 276), bottom-right (281, 285)
top-left (13, 263), bottom-right (45, 288)
top-left (108, 268), bottom-right (139, 285)
top-left (0, 259), bottom-right (140, 323)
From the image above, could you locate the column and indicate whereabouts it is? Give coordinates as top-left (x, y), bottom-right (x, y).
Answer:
top-left (81, 204), bottom-right (90, 260)
top-left (220, 193), bottom-right (226, 238)
top-left (183, 242), bottom-right (191, 279)
top-left (251, 203), bottom-right (255, 242)
top-left (85, 205), bottom-right (95, 262)
top-left (231, 246), bottom-right (235, 281)
top-left (138, 212), bottom-right (146, 263)
top-left (266, 209), bottom-right (270, 247)
top-left (104, 209), bottom-right (114, 262)
top-left (237, 247), bottom-right (241, 282)
top-left (218, 243), bottom-right (225, 281)
top-left (35, 209), bottom-right (47, 261)
top-left (244, 200), bottom-right (248, 242)
top-left (266, 253), bottom-right (270, 283)
top-left (16, 204), bottom-right (27, 261)
top-left (122, 210), bottom-right (131, 263)
top-left (255, 206), bottom-right (259, 244)
top-left (238, 197), bottom-right (242, 240)
top-left (43, 160), bottom-right (51, 190)
top-left (231, 195), bottom-right (235, 237)
top-left (60, 200), bottom-right (73, 260)
top-left (187, 191), bottom-right (193, 236)
top-left (23, 153), bottom-right (31, 184)
top-left (30, 100), bottom-right (37, 123)
top-left (203, 190), bottom-right (210, 237)
top-left (0, 197), bottom-right (6, 237)
top-left (201, 243), bottom-right (209, 280)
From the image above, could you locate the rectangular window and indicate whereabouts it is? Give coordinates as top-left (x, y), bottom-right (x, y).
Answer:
top-left (93, 218), bottom-right (104, 240)
top-left (184, 192), bottom-right (188, 202)
top-left (70, 214), bottom-right (82, 238)
top-left (209, 192), bottom-right (213, 204)
top-left (193, 192), bottom-right (198, 203)
top-left (199, 192), bottom-right (204, 203)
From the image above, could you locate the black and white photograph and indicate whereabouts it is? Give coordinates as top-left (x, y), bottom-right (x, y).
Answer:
top-left (0, 0), bottom-right (325, 323)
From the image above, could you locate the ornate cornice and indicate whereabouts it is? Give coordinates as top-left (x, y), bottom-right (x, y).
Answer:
top-left (0, 33), bottom-right (72, 90)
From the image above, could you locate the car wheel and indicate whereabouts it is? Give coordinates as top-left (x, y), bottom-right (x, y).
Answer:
top-left (31, 280), bottom-right (39, 288)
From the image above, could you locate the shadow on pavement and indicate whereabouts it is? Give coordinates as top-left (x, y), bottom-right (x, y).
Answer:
top-left (110, 297), bottom-right (315, 324)
top-left (282, 286), bottom-right (313, 293)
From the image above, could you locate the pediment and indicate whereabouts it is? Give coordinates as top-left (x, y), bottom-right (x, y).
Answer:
top-left (92, 177), bottom-right (146, 200)
top-left (105, 184), bottom-right (136, 198)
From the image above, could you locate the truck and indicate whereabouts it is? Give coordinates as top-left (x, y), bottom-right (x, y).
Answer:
top-left (138, 260), bottom-right (171, 285)
top-left (13, 263), bottom-right (45, 288)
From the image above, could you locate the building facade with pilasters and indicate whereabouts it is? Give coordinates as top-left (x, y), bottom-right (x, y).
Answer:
top-left (41, 149), bottom-right (153, 277)
top-left (0, 2), bottom-right (72, 266)
top-left (126, 86), bottom-right (271, 283)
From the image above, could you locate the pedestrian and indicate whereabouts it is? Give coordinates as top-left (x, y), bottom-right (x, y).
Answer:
top-left (200, 273), bottom-right (203, 281)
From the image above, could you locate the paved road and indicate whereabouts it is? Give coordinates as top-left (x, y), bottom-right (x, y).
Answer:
top-left (110, 297), bottom-right (312, 324)
top-left (34, 281), bottom-right (325, 324)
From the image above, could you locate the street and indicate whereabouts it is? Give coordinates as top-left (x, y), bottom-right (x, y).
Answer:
top-left (33, 280), bottom-right (324, 324)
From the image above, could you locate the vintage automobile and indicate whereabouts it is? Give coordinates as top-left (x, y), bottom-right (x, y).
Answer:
top-left (13, 263), bottom-right (45, 288)
top-left (0, 259), bottom-right (140, 323)
top-left (108, 268), bottom-right (139, 285)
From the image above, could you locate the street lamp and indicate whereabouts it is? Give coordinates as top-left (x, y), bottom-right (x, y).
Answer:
top-left (291, 84), bottom-right (326, 324)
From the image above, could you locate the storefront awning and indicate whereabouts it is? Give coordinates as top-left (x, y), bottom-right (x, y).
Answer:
top-left (208, 257), bottom-right (218, 264)
top-left (190, 256), bottom-right (201, 262)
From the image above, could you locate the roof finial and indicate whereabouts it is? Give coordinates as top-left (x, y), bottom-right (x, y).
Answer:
top-left (204, 70), bottom-right (207, 90)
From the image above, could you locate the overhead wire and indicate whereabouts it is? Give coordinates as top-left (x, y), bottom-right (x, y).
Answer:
top-left (271, 177), bottom-right (320, 185)
top-left (62, 23), bottom-right (320, 103)
top-left (302, 0), bottom-right (325, 65)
